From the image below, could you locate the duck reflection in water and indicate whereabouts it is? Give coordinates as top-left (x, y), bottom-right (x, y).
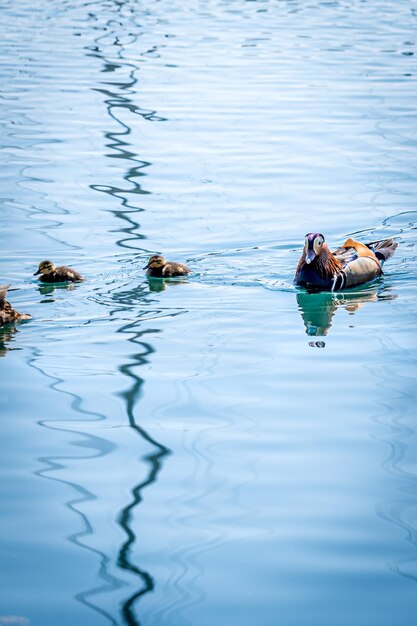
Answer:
top-left (37, 281), bottom-right (78, 301)
top-left (296, 285), bottom-right (397, 346)
top-left (0, 325), bottom-right (21, 357)
top-left (146, 276), bottom-right (189, 292)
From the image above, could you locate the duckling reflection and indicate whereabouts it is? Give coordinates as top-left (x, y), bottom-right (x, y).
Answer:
top-left (146, 276), bottom-right (189, 293)
top-left (37, 282), bottom-right (77, 301)
top-left (0, 325), bottom-right (19, 357)
top-left (296, 286), bottom-right (397, 340)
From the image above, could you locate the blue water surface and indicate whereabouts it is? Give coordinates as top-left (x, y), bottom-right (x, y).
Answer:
top-left (1, 1), bottom-right (417, 625)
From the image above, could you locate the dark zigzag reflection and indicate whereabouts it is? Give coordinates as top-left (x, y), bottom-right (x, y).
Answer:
top-left (85, 6), bottom-right (173, 624)
top-left (115, 321), bottom-right (171, 626)
top-left (86, 6), bottom-right (166, 252)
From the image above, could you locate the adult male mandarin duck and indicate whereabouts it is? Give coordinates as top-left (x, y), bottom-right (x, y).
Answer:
top-left (294, 233), bottom-right (397, 291)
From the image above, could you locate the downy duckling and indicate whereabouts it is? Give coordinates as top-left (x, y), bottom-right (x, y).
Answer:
top-left (34, 260), bottom-right (84, 283)
top-left (144, 255), bottom-right (190, 278)
top-left (0, 284), bottom-right (31, 326)
top-left (295, 233), bottom-right (398, 291)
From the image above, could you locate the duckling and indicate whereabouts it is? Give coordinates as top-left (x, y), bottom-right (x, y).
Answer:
top-left (0, 284), bottom-right (31, 326)
top-left (144, 255), bottom-right (190, 278)
top-left (295, 233), bottom-right (398, 291)
top-left (34, 260), bottom-right (84, 283)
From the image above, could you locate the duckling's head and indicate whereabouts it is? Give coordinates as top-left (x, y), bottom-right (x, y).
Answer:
top-left (144, 255), bottom-right (166, 270)
top-left (0, 284), bottom-right (11, 306)
top-left (304, 233), bottom-right (325, 264)
top-left (34, 260), bottom-right (56, 276)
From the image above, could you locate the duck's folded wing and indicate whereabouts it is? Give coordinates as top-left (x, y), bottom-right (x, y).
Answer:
top-left (332, 245), bottom-right (358, 267)
top-left (331, 238), bottom-right (383, 287)
top-left (333, 238), bottom-right (381, 268)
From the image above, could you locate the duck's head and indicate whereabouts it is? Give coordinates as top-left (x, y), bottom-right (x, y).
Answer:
top-left (0, 284), bottom-right (11, 307)
top-left (303, 233), bottom-right (325, 264)
top-left (144, 255), bottom-right (166, 270)
top-left (34, 260), bottom-right (56, 276)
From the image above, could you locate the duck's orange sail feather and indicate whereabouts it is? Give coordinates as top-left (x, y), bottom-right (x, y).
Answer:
top-left (342, 238), bottom-right (381, 266)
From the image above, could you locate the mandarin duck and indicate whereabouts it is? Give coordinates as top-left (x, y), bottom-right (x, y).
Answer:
top-left (144, 255), bottom-right (190, 278)
top-left (295, 233), bottom-right (397, 291)
top-left (0, 284), bottom-right (31, 326)
top-left (34, 260), bottom-right (84, 283)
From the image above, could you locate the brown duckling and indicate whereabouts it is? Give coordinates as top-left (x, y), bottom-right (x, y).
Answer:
top-left (0, 284), bottom-right (31, 326)
top-left (34, 260), bottom-right (84, 283)
top-left (144, 255), bottom-right (190, 278)
top-left (295, 233), bottom-right (398, 291)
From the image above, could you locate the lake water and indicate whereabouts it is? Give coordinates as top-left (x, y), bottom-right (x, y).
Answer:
top-left (1, 1), bottom-right (417, 625)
